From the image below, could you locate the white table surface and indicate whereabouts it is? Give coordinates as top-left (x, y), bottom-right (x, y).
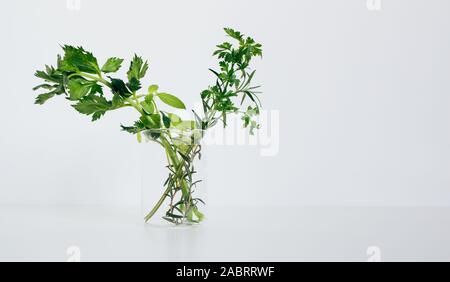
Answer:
top-left (0, 206), bottom-right (449, 262)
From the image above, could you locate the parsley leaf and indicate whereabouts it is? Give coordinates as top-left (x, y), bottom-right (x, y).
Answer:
top-left (101, 57), bottom-right (124, 73)
top-left (35, 93), bottom-right (56, 105)
top-left (109, 77), bottom-right (132, 97)
top-left (72, 94), bottom-right (112, 121)
top-left (127, 77), bottom-right (142, 92)
top-left (59, 45), bottom-right (100, 74)
top-left (33, 63), bottom-right (66, 104)
top-left (67, 78), bottom-right (96, 100)
top-left (127, 55), bottom-right (148, 82)
top-left (121, 120), bottom-right (146, 134)
top-left (224, 28), bottom-right (244, 43)
top-left (33, 28), bottom-right (263, 225)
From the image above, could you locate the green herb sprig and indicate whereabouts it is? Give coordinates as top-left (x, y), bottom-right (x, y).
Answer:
top-left (34, 28), bottom-right (263, 224)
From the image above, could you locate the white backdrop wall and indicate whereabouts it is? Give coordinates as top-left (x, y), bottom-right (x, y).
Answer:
top-left (0, 0), bottom-right (449, 207)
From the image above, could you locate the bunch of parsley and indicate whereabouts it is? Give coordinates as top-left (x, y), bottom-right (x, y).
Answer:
top-left (34, 28), bottom-right (263, 224)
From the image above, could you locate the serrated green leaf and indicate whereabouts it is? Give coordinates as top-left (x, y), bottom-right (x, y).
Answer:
top-left (127, 55), bottom-right (148, 81)
top-left (201, 90), bottom-right (211, 99)
top-left (35, 93), bottom-right (56, 105)
top-left (127, 77), bottom-right (142, 92)
top-left (32, 84), bottom-right (54, 91)
top-left (72, 94), bottom-right (111, 121)
top-left (92, 111), bottom-right (106, 121)
top-left (121, 121), bottom-right (146, 134)
top-left (224, 28), bottom-right (244, 43)
top-left (34, 71), bottom-right (48, 80)
top-left (90, 84), bottom-right (103, 95)
top-left (109, 77), bottom-right (132, 97)
top-left (59, 45), bottom-right (100, 74)
top-left (101, 57), bottom-right (124, 73)
top-left (112, 94), bottom-right (124, 108)
top-left (67, 78), bottom-right (95, 100)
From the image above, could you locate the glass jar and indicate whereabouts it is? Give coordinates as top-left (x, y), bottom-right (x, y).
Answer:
top-left (139, 128), bottom-right (208, 226)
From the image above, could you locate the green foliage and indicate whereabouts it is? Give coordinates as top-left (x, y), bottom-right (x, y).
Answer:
top-left (35, 93), bottom-right (56, 105)
top-left (33, 28), bottom-right (263, 225)
top-left (141, 100), bottom-right (155, 115)
top-left (201, 27), bottom-right (263, 134)
top-left (127, 55), bottom-right (149, 81)
top-left (121, 121), bottom-right (146, 134)
top-left (33, 62), bottom-right (66, 104)
top-left (127, 77), bottom-right (142, 92)
top-left (224, 28), bottom-right (244, 43)
top-left (148, 85), bottom-right (159, 94)
top-left (73, 94), bottom-right (111, 121)
top-left (123, 55), bottom-right (149, 92)
top-left (101, 57), bottom-right (124, 73)
top-left (67, 78), bottom-right (97, 100)
top-left (157, 93), bottom-right (186, 109)
top-left (109, 77), bottom-right (132, 97)
top-left (59, 45), bottom-right (100, 74)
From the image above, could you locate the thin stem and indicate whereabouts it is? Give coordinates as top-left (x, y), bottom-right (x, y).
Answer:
top-left (125, 97), bottom-right (144, 115)
top-left (144, 185), bottom-right (172, 223)
top-left (68, 72), bottom-right (112, 87)
top-left (144, 135), bottom-right (199, 223)
top-left (111, 104), bottom-right (133, 110)
top-left (144, 136), bottom-right (174, 223)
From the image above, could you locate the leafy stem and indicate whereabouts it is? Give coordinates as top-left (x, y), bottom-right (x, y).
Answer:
top-left (33, 28), bottom-right (263, 224)
top-left (68, 72), bottom-right (111, 87)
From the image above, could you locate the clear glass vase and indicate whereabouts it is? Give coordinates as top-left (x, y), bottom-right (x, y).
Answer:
top-left (139, 128), bottom-right (208, 226)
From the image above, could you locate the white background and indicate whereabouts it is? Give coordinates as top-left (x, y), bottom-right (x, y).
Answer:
top-left (1, 0), bottom-right (450, 208)
top-left (1, 0), bottom-right (450, 262)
